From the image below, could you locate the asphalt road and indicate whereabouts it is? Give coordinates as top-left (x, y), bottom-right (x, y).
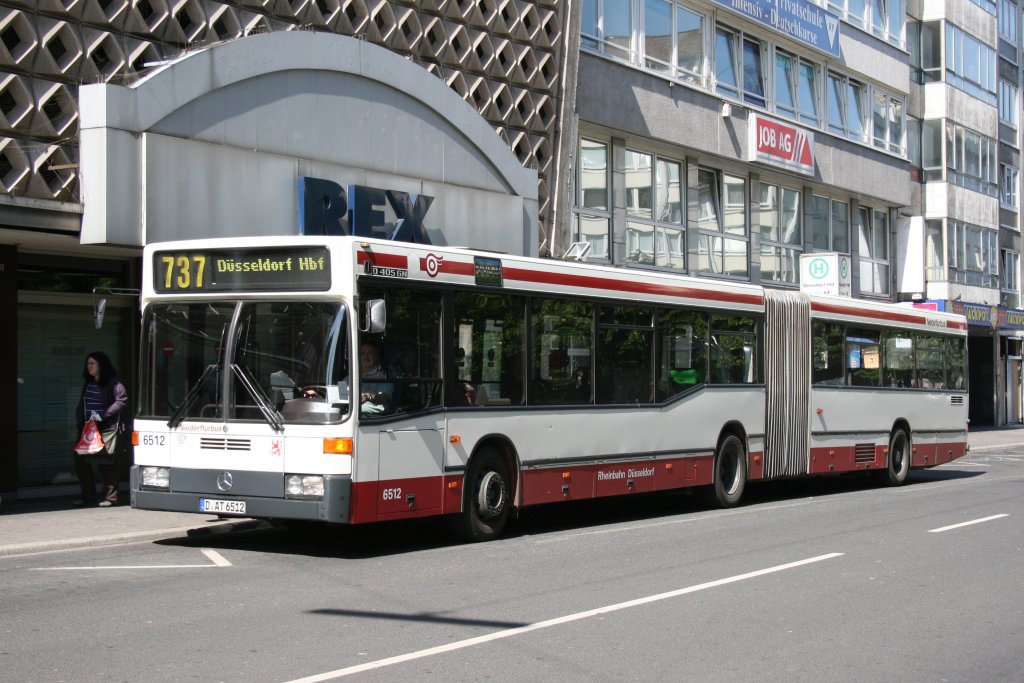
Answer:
top-left (2, 447), bottom-right (1022, 683)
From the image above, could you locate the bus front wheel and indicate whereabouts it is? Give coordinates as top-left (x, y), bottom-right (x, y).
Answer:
top-left (449, 447), bottom-right (511, 542)
top-left (881, 429), bottom-right (911, 486)
top-left (704, 434), bottom-right (747, 508)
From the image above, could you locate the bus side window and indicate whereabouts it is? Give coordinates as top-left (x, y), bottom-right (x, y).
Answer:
top-left (812, 321), bottom-right (845, 385)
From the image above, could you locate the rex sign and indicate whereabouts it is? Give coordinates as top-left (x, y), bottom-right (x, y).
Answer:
top-left (747, 114), bottom-right (815, 176)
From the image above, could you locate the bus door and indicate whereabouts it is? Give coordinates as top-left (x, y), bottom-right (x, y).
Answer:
top-left (373, 415), bottom-right (446, 516)
top-left (357, 283), bottom-right (445, 516)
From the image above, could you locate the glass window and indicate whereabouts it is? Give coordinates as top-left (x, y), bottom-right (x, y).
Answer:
top-left (945, 336), bottom-right (967, 391)
top-left (709, 314), bottom-right (758, 384)
top-left (946, 23), bottom-right (998, 105)
top-left (999, 0), bottom-right (1018, 43)
top-left (232, 302), bottom-right (352, 424)
top-left (359, 286), bottom-right (442, 418)
top-left (846, 327), bottom-right (881, 386)
top-left (694, 170), bottom-right (748, 278)
top-left (848, 80), bottom-right (867, 142)
top-left (925, 219), bottom-right (944, 281)
top-left (625, 149), bottom-right (653, 219)
top-left (604, 0), bottom-right (634, 60)
top-left (676, 4), bottom-right (704, 83)
top-left (1002, 164), bottom-right (1019, 209)
top-left (775, 51), bottom-right (797, 118)
top-left (657, 308), bottom-right (708, 398)
top-left (529, 298), bottom-right (593, 405)
top-left (999, 80), bottom-right (1018, 127)
top-left (1001, 249), bottom-right (1020, 308)
top-left (716, 27), bottom-right (765, 107)
top-left (760, 184), bottom-right (801, 284)
top-left (915, 335), bottom-right (945, 389)
top-left (882, 329), bottom-right (914, 388)
top-left (625, 151), bottom-right (685, 270)
top-left (576, 138), bottom-right (611, 259)
top-left (812, 321), bottom-right (845, 385)
top-left (596, 306), bottom-right (654, 404)
top-left (858, 207), bottom-right (890, 295)
top-left (451, 291), bottom-right (525, 407)
top-left (644, 0), bottom-right (673, 72)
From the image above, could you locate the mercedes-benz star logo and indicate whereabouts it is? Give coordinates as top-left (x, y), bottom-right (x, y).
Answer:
top-left (216, 471), bottom-right (233, 492)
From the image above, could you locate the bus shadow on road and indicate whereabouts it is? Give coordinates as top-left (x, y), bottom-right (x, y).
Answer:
top-left (156, 466), bottom-right (985, 559)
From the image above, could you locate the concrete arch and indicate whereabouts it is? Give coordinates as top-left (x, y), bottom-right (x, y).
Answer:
top-left (80, 31), bottom-right (537, 251)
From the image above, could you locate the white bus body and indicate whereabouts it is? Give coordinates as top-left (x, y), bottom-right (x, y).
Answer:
top-left (131, 236), bottom-right (968, 540)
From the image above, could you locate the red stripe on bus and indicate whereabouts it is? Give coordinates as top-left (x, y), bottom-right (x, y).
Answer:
top-left (502, 267), bottom-right (764, 306)
top-left (356, 251), bottom-right (409, 269)
top-left (812, 301), bottom-right (968, 330)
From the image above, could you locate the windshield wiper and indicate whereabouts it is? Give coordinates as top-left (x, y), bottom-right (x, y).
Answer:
top-left (167, 363), bottom-right (219, 429)
top-left (230, 363), bottom-right (285, 432)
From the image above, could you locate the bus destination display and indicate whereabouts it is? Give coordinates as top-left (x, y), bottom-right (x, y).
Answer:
top-left (154, 247), bottom-right (331, 292)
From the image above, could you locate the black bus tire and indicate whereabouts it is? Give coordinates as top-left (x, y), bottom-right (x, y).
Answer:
top-left (881, 428), bottom-right (911, 486)
top-left (448, 447), bottom-right (511, 542)
top-left (704, 434), bottom-right (747, 508)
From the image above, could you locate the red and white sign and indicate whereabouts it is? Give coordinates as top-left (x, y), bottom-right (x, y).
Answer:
top-left (747, 114), bottom-right (815, 175)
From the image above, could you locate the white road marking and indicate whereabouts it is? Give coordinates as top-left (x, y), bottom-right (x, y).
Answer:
top-left (30, 548), bottom-right (232, 570)
top-left (284, 552), bottom-right (844, 683)
top-left (928, 514), bottom-right (1009, 533)
top-left (201, 548), bottom-right (232, 566)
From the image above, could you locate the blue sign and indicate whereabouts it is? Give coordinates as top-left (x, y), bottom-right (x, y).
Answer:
top-left (711, 0), bottom-right (841, 58)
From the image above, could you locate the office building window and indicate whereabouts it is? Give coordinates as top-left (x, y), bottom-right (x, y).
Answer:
top-left (809, 195), bottom-right (851, 253)
top-left (760, 183), bottom-right (802, 284)
top-left (715, 26), bottom-right (766, 108)
top-left (999, 80), bottom-right (1018, 128)
top-left (945, 23), bottom-right (998, 106)
top-left (858, 207), bottom-right (890, 295)
top-left (775, 49), bottom-right (819, 126)
top-left (624, 149), bottom-right (686, 270)
top-left (999, 0), bottom-right (1018, 44)
top-left (1002, 249), bottom-right (1020, 308)
top-left (1002, 164), bottom-right (1019, 209)
top-left (948, 219), bottom-right (999, 287)
top-left (693, 168), bottom-right (748, 278)
top-left (946, 122), bottom-right (999, 197)
top-left (574, 138), bottom-right (611, 259)
top-left (642, 0), bottom-right (706, 85)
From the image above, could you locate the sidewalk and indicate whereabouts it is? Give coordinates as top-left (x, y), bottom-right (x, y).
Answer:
top-left (0, 498), bottom-right (267, 558)
top-left (2, 426), bottom-right (1023, 558)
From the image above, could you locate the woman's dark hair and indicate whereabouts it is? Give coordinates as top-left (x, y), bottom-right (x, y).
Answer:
top-left (83, 351), bottom-right (118, 384)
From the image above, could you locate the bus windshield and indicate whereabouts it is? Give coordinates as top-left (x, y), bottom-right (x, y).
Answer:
top-left (139, 301), bottom-right (350, 425)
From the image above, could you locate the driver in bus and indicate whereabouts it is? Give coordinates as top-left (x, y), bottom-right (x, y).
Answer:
top-left (359, 342), bottom-right (392, 415)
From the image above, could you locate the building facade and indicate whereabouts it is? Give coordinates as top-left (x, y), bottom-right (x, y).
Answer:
top-left (903, 0), bottom-right (1024, 426)
top-left (1, 0), bottom-right (566, 496)
top-left (3, 0), bottom-right (1022, 496)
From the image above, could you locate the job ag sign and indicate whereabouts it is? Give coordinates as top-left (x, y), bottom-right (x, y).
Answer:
top-left (800, 252), bottom-right (850, 297)
top-left (748, 114), bottom-right (815, 176)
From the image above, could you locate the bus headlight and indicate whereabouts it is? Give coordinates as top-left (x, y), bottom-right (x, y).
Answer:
top-left (285, 474), bottom-right (324, 498)
top-left (141, 466), bottom-right (170, 490)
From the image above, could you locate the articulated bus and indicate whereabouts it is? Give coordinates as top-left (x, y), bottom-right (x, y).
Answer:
top-left (131, 236), bottom-right (969, 541)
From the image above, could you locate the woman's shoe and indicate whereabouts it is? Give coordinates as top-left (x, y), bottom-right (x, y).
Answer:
top-left (97, 501), bottom-right (114, 507)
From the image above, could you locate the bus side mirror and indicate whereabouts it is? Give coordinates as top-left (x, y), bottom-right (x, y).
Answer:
top-left (361, 299), bottom-right (386, 333)
top-left (94, 298), bottom-right (107, 330)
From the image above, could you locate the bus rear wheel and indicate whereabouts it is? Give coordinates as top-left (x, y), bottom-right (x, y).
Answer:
top-left (448, 447), bottom-right (511, 542)
top-left (881, 429), bottom-right (911, 486)
top-left (704, 434), bottom-right (747, 508)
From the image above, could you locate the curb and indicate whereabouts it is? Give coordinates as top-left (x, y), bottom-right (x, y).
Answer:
top-left (0, 519), bottom-right (270, 558)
